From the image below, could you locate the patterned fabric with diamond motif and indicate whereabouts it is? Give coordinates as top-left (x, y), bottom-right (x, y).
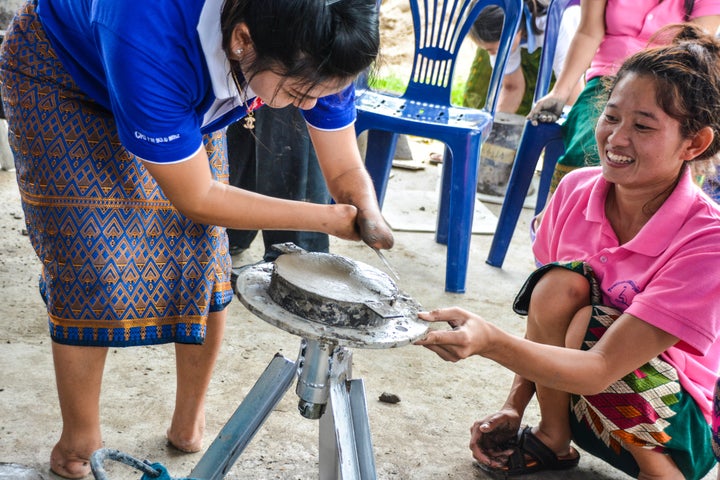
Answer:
top-left (572, 305), bottom-right (681, 452)
top-left (0, 1), bottom-right (233, 347)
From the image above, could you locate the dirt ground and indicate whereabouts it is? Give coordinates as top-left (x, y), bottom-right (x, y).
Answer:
top-left (0, 1), bottom-right (718, 479)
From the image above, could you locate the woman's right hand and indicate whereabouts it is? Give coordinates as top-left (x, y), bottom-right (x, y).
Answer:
top-left (527, 95), bottom-right (566, 126)
top-left (414, 308), bottom-right (491, 361)
top-left (325, 203), bottom-right (362, 241)
top-left (469, 409), bottom-right (522, 468)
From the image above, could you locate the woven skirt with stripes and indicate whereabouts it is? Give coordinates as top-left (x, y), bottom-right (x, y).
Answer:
top-left (0, 0), bottom-right (234, 347)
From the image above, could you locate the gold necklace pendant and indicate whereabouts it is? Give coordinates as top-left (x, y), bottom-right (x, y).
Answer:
top-left (230, 68), bottom-right (255, 130)
top-left (243, 112), bottom-right (255, 130)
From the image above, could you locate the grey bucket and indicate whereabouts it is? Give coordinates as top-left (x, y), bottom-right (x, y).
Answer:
top-left (477, 112), bottom-right (525, 197)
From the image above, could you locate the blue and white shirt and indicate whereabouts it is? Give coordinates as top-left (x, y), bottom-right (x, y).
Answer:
top-left (37, 0), bottom-right (356, 164)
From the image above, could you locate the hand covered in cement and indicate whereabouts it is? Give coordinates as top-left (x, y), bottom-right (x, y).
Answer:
top-left (469, 409), bottom-right (522, 468)
top-left (356, 207), bottom-right (394, 250)
top-left (527, 95), bottom-right (566, 126)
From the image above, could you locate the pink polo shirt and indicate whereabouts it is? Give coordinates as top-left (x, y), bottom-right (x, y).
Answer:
top-left (587, 0), bottom-right (720, 80)
top-left (534, 167), bottom-right (720, 421)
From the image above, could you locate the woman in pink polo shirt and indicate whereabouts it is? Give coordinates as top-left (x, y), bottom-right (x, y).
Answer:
top-left (417, 25), bottom-right (720, 479)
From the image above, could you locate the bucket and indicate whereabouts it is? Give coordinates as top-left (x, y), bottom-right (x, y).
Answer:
top-left (476, 112), bottom-right (525, 198)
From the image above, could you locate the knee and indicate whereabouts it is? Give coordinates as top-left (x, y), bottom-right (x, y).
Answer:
top-left (528, 268), bottom-right (591, 331)
top-left (530, 267), bottom-right (590, 312)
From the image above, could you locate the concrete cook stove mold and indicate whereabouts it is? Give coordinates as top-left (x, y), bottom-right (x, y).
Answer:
top-left (235, 246), bottom-right (428, 348)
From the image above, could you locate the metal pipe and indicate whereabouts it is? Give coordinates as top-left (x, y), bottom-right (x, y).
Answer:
top-left (295, 338), bottom-right (334, 419)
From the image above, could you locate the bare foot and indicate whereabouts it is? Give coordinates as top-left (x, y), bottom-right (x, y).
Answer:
top-left (50, 443), bottom-right (92, 479)
top-left (166, 421), bottom-right (204, 453)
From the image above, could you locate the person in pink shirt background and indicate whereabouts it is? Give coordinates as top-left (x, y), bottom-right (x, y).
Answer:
top-left (417, 24), bottom-right (720, 479)
top-left (527, 0), bottom-right (720, 195)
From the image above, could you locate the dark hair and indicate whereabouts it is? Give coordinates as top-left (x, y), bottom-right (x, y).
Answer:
top-left (683, 0), bottom-right (695, 21)
top-left (221, 0), bottom-right (379, 94)
top-left (469, 0), bottom-right (546, 44)
top-left (606, 24), bottom-right (720, 162)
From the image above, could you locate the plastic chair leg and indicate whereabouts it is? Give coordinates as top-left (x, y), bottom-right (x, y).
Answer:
top-left (535, 138), bottom-right (564, 215)
top-left (436, 144), bottom-right (453, 245)
top-left (442, 136), bottom-right (482, 293)
top-left (362, 130), bottom-right (399, 206)
top-left (485, 122), bottom-right (562, 268)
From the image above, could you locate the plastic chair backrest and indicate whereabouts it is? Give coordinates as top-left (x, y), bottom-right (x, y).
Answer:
top-left (403, 0), bottom-right (522, 116)
top-left (531, 0), bottom-right (577, 101)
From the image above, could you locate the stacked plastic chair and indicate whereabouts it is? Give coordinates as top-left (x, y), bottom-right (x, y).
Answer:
top-left (355, 0), bottom-right (522, 293)
top-left (485, 0), bottom-right (577, 268)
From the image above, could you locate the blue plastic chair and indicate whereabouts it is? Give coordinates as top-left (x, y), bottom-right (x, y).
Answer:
top-left (355, 0), bottom-right (523, 293)
top-left (485, 0), bottom-right (576, 268)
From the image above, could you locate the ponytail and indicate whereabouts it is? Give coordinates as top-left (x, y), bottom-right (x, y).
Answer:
top-left (684, 0), bottom-right (695, 21)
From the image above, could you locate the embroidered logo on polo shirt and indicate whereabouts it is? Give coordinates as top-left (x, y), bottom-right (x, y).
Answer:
top-left (134, 131), bottom-right (182, 144)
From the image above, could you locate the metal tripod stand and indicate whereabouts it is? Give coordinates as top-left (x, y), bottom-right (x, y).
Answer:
top-left (189, 338), bottom-right (375, 480)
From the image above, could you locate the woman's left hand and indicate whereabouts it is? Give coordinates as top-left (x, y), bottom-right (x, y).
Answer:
top-left (356, 207), bottom-right (394, 250)
top-left (415, 307), bottom-right (489, 361)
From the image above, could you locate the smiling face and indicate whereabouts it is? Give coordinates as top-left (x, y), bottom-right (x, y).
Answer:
top-left (595, 73), bottom-right (699, 194)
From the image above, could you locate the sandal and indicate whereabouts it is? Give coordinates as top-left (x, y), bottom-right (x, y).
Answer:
top-left (478, 426), bottom-right (580, 477)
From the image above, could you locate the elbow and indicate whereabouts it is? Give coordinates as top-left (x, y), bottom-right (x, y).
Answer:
top-left (574, 383), bottom-right (610, 396)
top-left (163, 183), bottom-right (222, 225)
top-left (572, 374), bottom-right (615, 396)
top-left (503, 82), bottom-right (522, 95)
top-left (172, 199), bottom-right (212, 225)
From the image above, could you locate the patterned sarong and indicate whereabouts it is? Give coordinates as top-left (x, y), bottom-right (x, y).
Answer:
top-left (514, 261), bottom-right (716, 480)
top-left (0, 1), bottom-right (233, 347)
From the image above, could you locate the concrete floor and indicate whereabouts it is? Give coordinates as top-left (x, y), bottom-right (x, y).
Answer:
top-left (0, 138), bottom-right (717, 479)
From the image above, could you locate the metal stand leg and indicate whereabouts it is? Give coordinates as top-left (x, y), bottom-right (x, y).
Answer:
top-left (190, 341), bottom-right (377, 480)
top-left (348, 379), bottom-right (376, 479)
top-left (189, 354), bottom-right (296, 480)
top-left (319, 346), bottom-right (377, 480)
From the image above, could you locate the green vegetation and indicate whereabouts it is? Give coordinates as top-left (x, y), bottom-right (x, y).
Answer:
top-left (367, 72), bottom-right (468, 106)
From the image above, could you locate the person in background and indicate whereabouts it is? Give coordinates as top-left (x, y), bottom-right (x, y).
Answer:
top-left (417, 24), bottom-right (720, 479)
top-left (226, 106), bottom-right (330, 262)
top-left (428, 0), bottom-right (581, 165)
top-left (528, 0), bottom-right (720, 193)
top-left (462, 0), bottom-right (582, 116)
top-left (0, 0), bottom-right (391, 477)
